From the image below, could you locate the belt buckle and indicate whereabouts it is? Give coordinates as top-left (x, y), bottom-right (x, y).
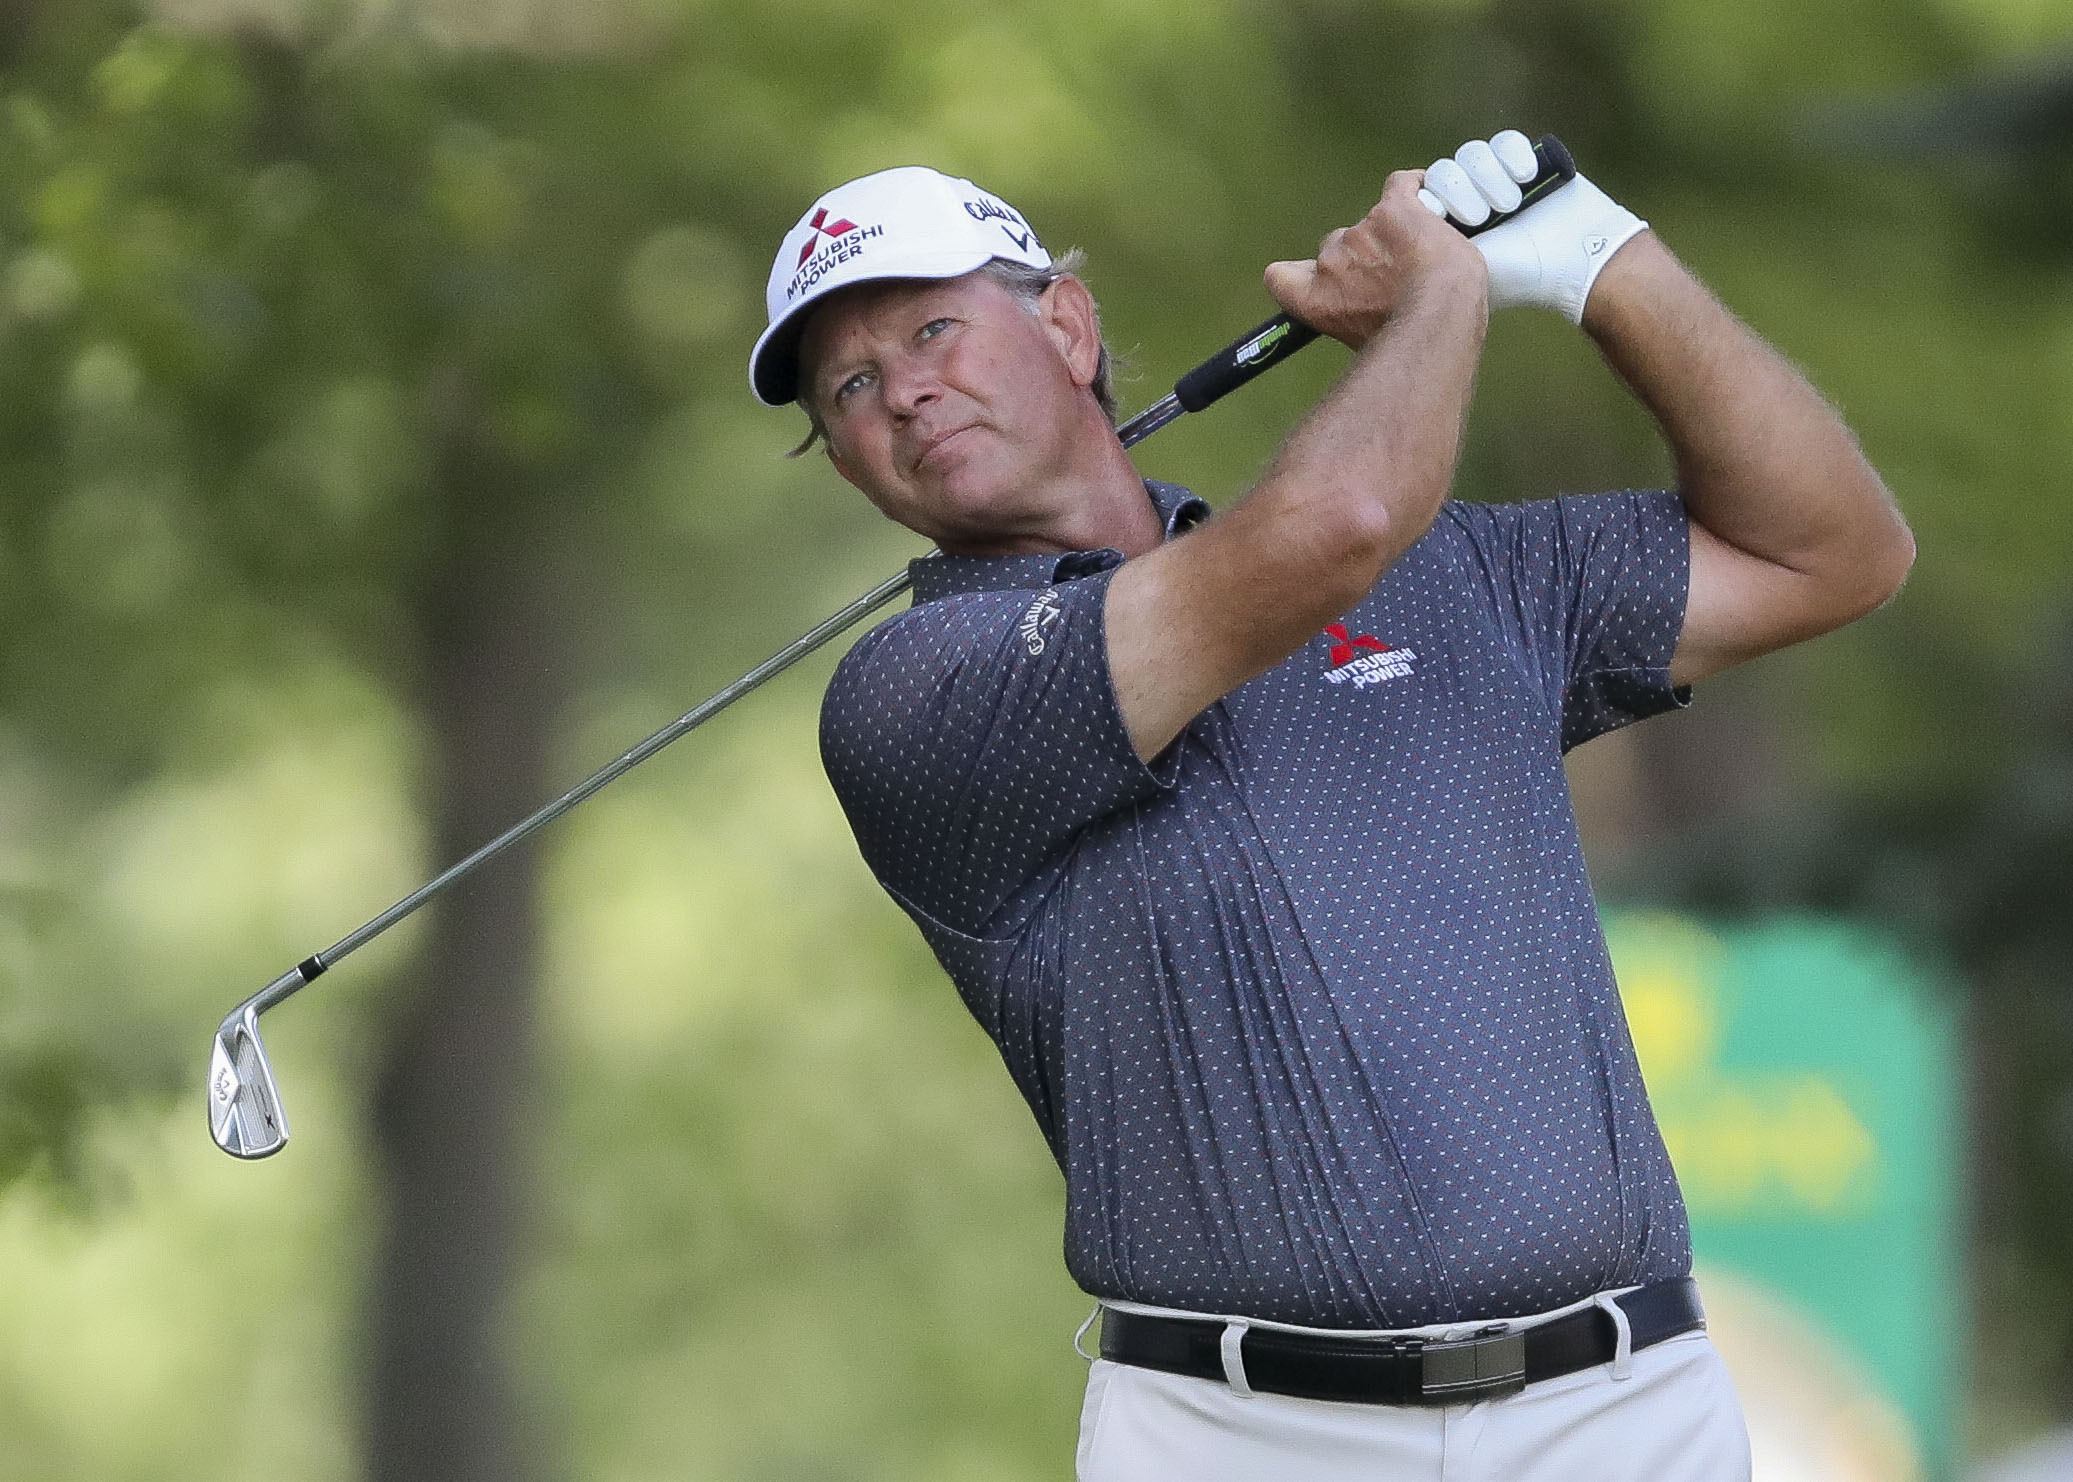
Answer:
top-left (1419, 1325), bottom-right (1527, 1402)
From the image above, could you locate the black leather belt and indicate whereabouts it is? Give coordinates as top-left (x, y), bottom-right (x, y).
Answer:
top-left (1098, 1277), bottom-right (1704, 1406)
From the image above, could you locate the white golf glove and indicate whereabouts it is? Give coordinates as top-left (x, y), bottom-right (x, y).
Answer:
top-left (1417, 130), bottom-right (1648, 323)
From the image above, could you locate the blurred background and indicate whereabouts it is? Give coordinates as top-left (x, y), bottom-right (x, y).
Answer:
top-left (0, 0), bottom-right (2067, 1477)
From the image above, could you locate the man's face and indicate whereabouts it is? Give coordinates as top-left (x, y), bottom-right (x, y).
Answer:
top-left (798, 272), bottom-right (1092, 553)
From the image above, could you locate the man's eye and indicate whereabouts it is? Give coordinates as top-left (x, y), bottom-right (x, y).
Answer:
top-left (919, 318), bottom-right (953, 341)
top-left (834, 370), bottom-right (873, 402)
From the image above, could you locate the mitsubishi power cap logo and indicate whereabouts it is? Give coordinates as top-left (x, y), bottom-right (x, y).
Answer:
top-left (797, 206), bottom-right (859, 267)
top-left (787, 208), bottom-right (887, 302)
top-left (1323, 622), bottom-right (1417, 689)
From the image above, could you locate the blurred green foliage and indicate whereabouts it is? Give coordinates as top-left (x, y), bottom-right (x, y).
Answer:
top-left (1, 0), bottom-right (2071, 1475)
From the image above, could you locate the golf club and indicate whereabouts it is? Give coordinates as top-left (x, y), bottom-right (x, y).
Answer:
top-left (208, 135), bottom-right (1577, 1159)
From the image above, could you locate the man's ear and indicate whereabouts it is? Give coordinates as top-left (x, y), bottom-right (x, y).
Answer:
top-left (1038, 276), bottom-right (1102, 392)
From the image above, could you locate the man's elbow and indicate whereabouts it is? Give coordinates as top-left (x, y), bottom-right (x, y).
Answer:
top-left (1834, 482), bottom-right (1916, 622)
top-left (1254, 490), bottom-right (1406, 618)
top-left (1875, 516), bottom-right (1918, 605)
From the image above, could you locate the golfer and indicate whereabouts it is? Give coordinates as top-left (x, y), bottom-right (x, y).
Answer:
top-left (748, 134), bottom-right (1913, 1480)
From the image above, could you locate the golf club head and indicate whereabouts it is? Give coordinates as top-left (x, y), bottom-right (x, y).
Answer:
top-left (209, 1003), bottom-right (289, 1158)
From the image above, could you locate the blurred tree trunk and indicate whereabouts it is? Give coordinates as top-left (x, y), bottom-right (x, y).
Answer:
top-left (364, 399), bottom-right (568, 1482)
top-left (0, 3), bottom-right (44, 68)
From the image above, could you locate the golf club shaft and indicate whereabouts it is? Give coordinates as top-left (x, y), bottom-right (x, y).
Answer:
top-left (267, 568), bottom-right (920, 1002)
top-left (251, 322), bottom-right (1289, 1015)
top-left (251, 134), bottom-right (1575, 1016)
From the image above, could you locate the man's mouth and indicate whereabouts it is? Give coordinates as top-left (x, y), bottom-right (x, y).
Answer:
top-left (912, 425), bottom-right (975, 473)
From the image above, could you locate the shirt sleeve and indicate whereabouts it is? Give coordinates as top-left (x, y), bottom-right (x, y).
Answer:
top-left (819, 567), bottom-right (1173, 939)
top-left (1450, 491), bottom-right (1693, 751)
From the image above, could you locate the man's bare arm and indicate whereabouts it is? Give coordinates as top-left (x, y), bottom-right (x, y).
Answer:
top-left (1580, 235), bottom-right (1916, 688)
top-left (1106, 172), bottom-right (1489, 761)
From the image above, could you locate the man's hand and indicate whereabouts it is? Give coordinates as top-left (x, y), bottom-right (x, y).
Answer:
top-left (1420, 131), bottom-right (1650, 323)
top-left (1262, 172), bottom-right (1487, 350)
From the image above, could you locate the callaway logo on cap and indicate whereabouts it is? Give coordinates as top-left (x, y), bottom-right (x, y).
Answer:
top-left (749, 166), bottom-right (1051, 407)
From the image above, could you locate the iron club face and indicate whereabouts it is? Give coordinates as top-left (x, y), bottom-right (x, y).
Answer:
top-left (209, 1002), bottom-right (290, 1158)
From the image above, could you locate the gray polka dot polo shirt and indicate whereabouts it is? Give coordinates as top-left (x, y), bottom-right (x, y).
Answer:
top-left (819, 478), bottom-right (1695, 1328)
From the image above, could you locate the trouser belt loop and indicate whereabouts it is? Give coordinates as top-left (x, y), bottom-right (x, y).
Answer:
top-left (1592, 1292), bottom-right (1634, 1381)
top-left (1073, 1304), bottom-right (1102, 1363)
top-left (1220, 1320), bottom-right (1255, 1398)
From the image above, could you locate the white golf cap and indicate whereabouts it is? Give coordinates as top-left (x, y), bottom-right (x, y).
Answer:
top-left (749, 165), bottom-right (1051, 408)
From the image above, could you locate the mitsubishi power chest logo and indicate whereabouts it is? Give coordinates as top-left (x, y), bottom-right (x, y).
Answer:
top-left (788, 208), bottom-right (886, 301)
top-left (1323, 622), bottom-right (1417, 689)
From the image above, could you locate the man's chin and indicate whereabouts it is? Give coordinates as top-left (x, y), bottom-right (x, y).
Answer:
top-left (920, 467), bottom-right (1046, 545)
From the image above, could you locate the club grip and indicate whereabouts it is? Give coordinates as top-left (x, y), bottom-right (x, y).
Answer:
top-left (1173, 316), bottom-right (1321, 413)
top-left (1171, 133), bottom-right (1574, 416)
top-left (1459, 132), bottom-right (1574, 239)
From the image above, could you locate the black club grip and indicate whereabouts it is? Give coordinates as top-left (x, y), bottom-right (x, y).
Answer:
top-left (1170, 133), bottom-right (1575, 415)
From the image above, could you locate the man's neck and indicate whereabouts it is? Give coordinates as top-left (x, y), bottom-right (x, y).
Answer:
top-left (937, 424), bottom-right (1163, 560)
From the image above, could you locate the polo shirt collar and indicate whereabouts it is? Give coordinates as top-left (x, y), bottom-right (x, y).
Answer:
top-left (908, 480), bottom-right (1209, 604)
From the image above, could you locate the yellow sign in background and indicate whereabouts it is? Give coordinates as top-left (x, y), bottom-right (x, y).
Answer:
top-left (1607, 912), bottom-right (1960, 1480)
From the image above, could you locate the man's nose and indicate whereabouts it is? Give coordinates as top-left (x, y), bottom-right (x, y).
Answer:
top-left (880, 354), bottom-right (942, 417)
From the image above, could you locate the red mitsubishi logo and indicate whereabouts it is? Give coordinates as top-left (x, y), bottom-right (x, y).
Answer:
top-left (1324, 622), bottom-right (1388, 668)
top-left (797, 206), bottom-right (860, 267)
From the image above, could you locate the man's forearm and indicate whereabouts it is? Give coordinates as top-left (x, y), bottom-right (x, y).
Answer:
top-left (1585, 236), bottom-right (1911, 589)
top-left (1105, 175), bottom-right (1492, 761)
top-left (1107, 266), bottom-right (1486, 758)
top-left (1236, 262), bottom-right (1488, 605)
